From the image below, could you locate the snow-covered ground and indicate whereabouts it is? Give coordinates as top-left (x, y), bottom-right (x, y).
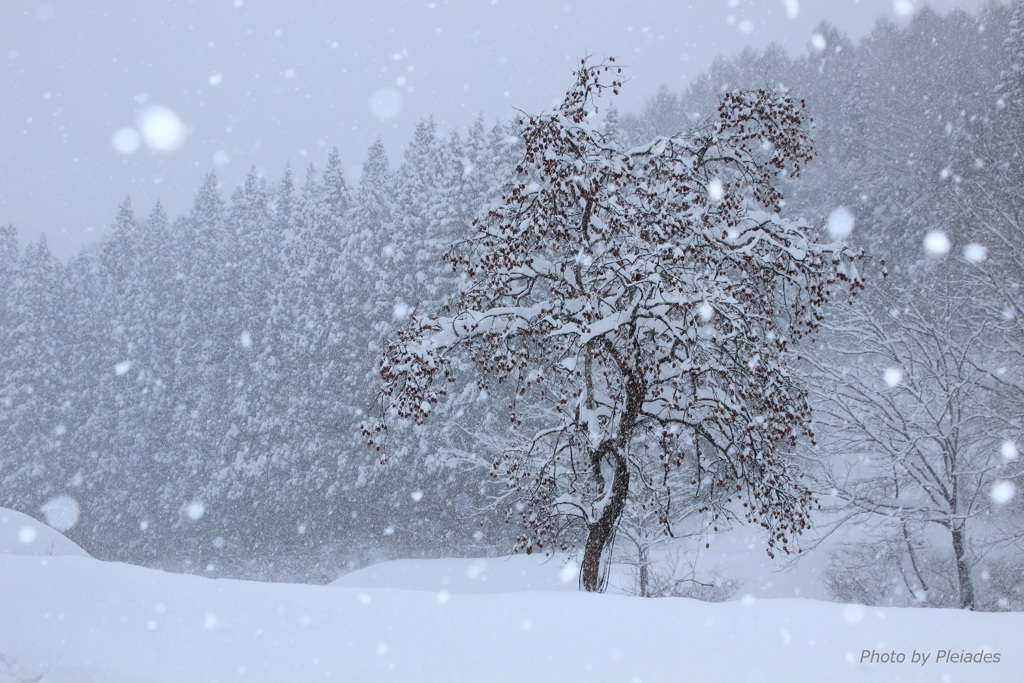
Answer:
top-left (1, 509), bottom-right (1020, 683)
top-left (0, 508), bottom-right (89, 558)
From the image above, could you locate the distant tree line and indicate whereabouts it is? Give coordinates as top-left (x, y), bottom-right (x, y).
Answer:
top-left (1, 118), bottom-right (520, 581)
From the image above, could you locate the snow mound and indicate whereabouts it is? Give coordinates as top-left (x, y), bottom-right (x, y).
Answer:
top-left (330, 554), bottom-right (581, 593)
top-left (0, 507), bottom-right (90, 557)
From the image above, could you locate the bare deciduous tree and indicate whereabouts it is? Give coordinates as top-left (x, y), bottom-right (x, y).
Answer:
top-left (808, 281), bottom-right (1022, 609)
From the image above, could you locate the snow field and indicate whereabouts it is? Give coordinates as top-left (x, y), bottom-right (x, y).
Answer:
top-left (1, 549), bottom-right (1020, 682)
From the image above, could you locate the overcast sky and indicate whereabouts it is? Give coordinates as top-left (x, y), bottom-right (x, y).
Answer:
top-left (1, 0), bottom-right (988, 259)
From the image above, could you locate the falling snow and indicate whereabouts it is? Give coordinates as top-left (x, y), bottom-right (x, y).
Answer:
top-left (923, 231), bottom-right (951, 256)
top-left (827, 207), bottom-right (855, 239)
top-left (112, 127), bottom-right (142, 154)
top-left (1001, 441), bottom-right (1018, 462)
top-left (370, 88), bottom-right (403, 119)
top-left (842, 604), bottom-right (865, 623)
top-left (963, 243), bottom-right (987, 263)
top-left (990, 481), bottom-right (1016, 505)
top-left (137, 105), bottom-right (187, 152)
top-left (883, 368), bottom-right (903, 387)
top-left (708, 178), bottom-right (725, 202)
top-left (39, 495), bottom-right (80, 532)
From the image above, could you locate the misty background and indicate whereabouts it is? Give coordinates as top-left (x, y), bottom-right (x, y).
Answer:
top-left (1, 0), bottom-right (984, 258)
top-left (2, 0), bottom-right (1022, 611)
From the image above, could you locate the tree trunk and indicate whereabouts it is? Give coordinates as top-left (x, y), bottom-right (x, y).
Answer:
top-left (580, 372), bottom-right (644, 593)
top-left (901, 521), bottom-right (929, 602)
top-left (951, 524), bottom-right (975, 610)
top-left (638, 544), bottom-right (650, 597)
top-left (581, 453), bottom-right (629, 592)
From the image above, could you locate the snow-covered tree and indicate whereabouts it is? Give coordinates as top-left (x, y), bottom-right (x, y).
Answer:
top-left (945, 1), bottom-right (1024, 444)
top-left (997, 0), bottom-right (1024, 117)
top-left (808, 279), bottom-right (1023, 610)
top-left (370, 59), bottom-right (862, 592)
top-left (0, 225), bottom-right (18, 352)
top-left (0, 236), bottom-right (78, 511)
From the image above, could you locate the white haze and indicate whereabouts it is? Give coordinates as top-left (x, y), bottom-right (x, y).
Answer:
top-left (0, 0), bottom-right (986, 258)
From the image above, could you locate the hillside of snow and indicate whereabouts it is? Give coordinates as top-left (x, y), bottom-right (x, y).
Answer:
top-left (1, 511), bottom-right (1020, 683)
top-left (0, 507), bottom-right (90, 558)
